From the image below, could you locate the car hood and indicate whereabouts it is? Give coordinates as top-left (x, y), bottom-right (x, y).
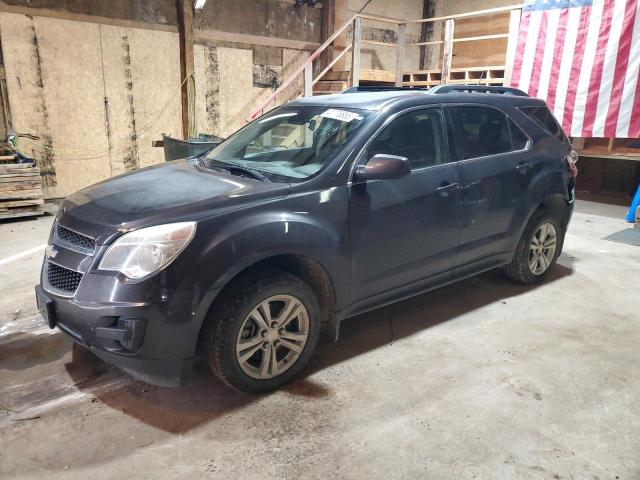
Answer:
top-left (58, 159), bottom-right (291, 243)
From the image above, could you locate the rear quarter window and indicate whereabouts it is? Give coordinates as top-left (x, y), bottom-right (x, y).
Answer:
top-left (518, 105), bottom-right (565, 141)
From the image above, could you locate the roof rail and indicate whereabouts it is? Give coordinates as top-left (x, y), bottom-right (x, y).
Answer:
top-left (342, 86), bottom-right (429, 94)
top-left (428, 85), bottom-right (529, 96)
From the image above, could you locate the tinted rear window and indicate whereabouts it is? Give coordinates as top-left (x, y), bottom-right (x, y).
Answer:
top-left (518, 105), bottom-right (565, 140)
top-left (453, 106), bottom-right (529, 159)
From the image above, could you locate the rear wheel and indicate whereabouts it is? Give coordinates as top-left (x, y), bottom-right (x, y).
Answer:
top-left (504, 211), bottom-right (562, 284)
top-left (203, 270), bottom-right (321, 393)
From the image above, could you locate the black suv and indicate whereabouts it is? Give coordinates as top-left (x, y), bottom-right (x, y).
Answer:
top-left (36, 86), bottom-right (576, 393)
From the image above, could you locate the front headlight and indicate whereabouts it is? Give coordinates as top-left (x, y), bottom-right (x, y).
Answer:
top-left (99, 222), bottom-right (196, 279)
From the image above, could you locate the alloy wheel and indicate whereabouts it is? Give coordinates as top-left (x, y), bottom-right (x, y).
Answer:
top-left (235, 294), bottom-right (309, 380)
top-left (528, 222), bottom-right (558, 275)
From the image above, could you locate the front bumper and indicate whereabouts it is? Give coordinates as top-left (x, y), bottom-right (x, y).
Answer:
top-left (35, 283), bottom-right (202, 387)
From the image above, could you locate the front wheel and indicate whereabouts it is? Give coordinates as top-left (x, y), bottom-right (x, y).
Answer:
top-left (504, 211), bottom-right (563, 284)
top-left (203, 270), bottom-right (321, 393)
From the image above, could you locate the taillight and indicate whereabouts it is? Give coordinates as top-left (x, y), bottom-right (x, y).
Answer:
top-left (565, 149), bottom-right (578, 178)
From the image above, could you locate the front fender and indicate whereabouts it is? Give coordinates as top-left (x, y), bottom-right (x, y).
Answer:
top-left (201, 210), bottom-right (343, 289)
top-left (183, 191), bottom-right (349, 353)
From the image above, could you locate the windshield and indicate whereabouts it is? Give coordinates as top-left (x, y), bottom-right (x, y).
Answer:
top-left (204, 105), bottom-right (371, 181)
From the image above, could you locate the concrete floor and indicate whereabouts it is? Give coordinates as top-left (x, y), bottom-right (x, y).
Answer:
top-left (0, 200), bottom-right (638, 480)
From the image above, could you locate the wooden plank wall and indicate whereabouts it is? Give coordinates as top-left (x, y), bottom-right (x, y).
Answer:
top-left (0, 12), bottom-right (182, 198)
top-left (0, 7), bottom-right (316, 199)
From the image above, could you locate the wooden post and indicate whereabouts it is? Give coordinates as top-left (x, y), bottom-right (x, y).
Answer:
top-left (351, 16), bottom-right (361, 87)
top-left (419, 0), bottom-right (435, 70)
top-left (321, 0), bottom-right (336, 71)
top-left (440, 19), bottom-right (454, 84)
top-left (572, 137), bottom-right (585, 151)
top-left (395, 23), bottom-right (406, 87)
top-left (304, 65), bottom-right (313, 97)
top-left (177, 0), bottom-right (196, 139)
top-left (322, 0), bottom-right (349, 71)
top-left (503, 8), bottom-right (522, 86)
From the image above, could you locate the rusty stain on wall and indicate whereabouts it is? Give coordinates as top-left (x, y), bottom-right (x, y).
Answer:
top-left (120, 34), bottom-right (139, 171)
top-left (29, 17), bottom-right (56, 186)
top-left (205, 45), bottom-right (220, 135)
top-left (362, 27), bottom-right (397, 44)
top-left (252, 64), bottom-right (281, 90)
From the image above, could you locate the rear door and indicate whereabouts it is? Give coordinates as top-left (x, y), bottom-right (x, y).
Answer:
top-left (451, 105), bottom-right (534, 272)
top-left (348, 106), bottom-right (462, 312)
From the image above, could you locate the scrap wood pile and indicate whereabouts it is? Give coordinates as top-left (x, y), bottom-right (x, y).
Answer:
top-left (0, 157), bottom-right (44, 219)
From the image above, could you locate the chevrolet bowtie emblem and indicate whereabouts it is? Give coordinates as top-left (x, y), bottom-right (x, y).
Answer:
top-left (45, 245), bottom-right (58, 259)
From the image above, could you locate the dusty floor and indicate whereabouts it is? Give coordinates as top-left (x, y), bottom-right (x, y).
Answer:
top-left (0, 200), bottom-right (638, 480)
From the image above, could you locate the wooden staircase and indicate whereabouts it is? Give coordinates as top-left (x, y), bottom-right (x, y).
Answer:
top-left (313, 70), bottom-right (351, 95)
top-left (248, 5), bottom-right (521, 121)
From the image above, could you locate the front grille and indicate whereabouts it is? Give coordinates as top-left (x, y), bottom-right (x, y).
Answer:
top-left (54, 224), bottom-right (96, 254)
top-left (47, 261), bottom-right (83, 294)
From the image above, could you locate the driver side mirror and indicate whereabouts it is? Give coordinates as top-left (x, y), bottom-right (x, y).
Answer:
top-left (354, 154), bottom-right (411, 182)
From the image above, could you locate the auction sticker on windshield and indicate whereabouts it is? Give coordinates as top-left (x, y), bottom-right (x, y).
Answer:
top-left (320, 109), bottom-right (363, 122)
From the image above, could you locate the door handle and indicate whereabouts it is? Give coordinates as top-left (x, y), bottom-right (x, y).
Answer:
top-left (437, 182), bottom-right (460, 197)
top-left (516, 161), bottom-right (533, 174)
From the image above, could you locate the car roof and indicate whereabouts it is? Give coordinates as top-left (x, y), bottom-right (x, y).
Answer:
top-left (289, 89), bottom-right (546, 112)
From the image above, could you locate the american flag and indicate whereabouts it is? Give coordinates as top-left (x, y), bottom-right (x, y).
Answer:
top-left (508, 0), bottom-right (640, 138)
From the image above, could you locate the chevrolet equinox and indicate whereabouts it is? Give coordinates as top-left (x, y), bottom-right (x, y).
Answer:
top-left (36, 85), bottom-right (576, 393)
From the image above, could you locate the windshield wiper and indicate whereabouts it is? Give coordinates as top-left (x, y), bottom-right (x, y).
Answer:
top-left (207, 160), bottom-right (270, 182)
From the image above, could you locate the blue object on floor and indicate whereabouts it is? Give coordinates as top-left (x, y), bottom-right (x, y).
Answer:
top-left (627, 184), bottom-right (640, 223)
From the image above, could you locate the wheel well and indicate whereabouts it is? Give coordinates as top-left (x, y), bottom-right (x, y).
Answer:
top-left (197, 254), bottom-right (337, 350)
top-left (534, 195), bottom-right (568, 228)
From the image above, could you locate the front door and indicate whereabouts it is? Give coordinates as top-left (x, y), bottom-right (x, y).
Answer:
top-left (348, 107), bottom-right (462, 313)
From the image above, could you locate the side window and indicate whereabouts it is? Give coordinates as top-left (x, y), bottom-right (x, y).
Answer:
top-left (454, 106), bottom-right (514, 159)
top-left (509, 119), bottom-right (529, 150)
top-left (518, 105), bottom-right (564, 140)
top-left (366, 108), bottom-right (449, 170)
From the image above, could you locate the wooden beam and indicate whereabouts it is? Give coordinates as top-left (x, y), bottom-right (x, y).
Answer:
top-left (361, 39), bottom-right (396, 47)
top-left (408, 40), bottom-right (443, 47)
top-left (177, 0), bottom-right (195, 139)
top-left (351, 16), bottom-right (361, 87)
top-left (303, 65), bottom-right (313, 97)
top-left (321, 0), bottom-right (350, 71)
top-left (0, 2), bottom-right (320, 52)
top-left (395, 24), bottom-right (406, 87)
top-left (441, 19), bottom-right (454, 84)
top-left (357, 13), bottom-right (406, 24)
top-left (407, 4), bottom-right (521, 24)
top-left (0, 3), bottom-right (177, 33)
top-left (452, 33), bottom-right (509, 43)
top-left (418, 0), bottom-right (434, 70)
top-left (321, 0), bottom-right (336, 70)
top-left (503, 8), bottom-right (522, 85)
top-left (194, 29), bottom-right (319, 51)
top-left (360, 69), bottom-right (396, 83)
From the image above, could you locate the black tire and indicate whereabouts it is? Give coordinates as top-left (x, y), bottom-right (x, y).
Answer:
top-left (503, 211), bottom-right (563, 285)
top-left (203, 270), bottom-right (321, 393)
